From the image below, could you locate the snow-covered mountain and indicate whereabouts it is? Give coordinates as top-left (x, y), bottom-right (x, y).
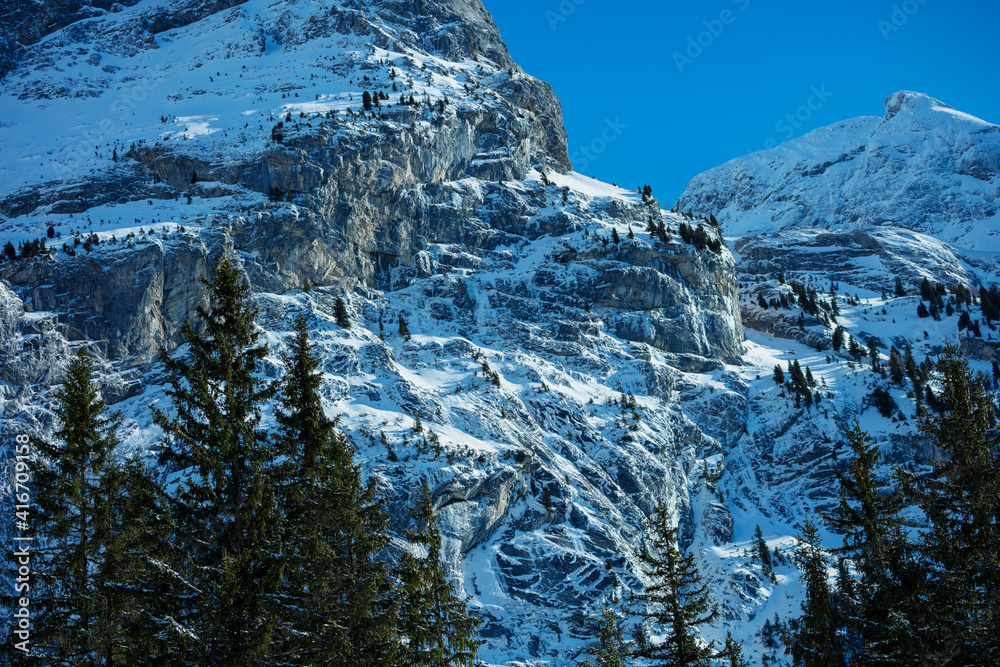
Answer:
top-left (3, 1), bottom-right (997, 663)
top-left (0, 1), bottom-right (751, 663)
top-left (677, 91), bottom-right (1000, 250)
top-left (674, 90), bottom-right (1000, 660)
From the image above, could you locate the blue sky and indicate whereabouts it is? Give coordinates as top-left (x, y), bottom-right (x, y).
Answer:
top-left (487, 0), bottom-right (1000, 203)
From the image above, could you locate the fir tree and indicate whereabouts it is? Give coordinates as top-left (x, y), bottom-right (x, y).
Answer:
top-left (832, 326), bottom-right (845, 352)
top-left (398, 481), bottom-right (481, 667)
top-left (582, 599), bottom-right (631, 667)
top-left (826, 423), bottom-right (916, 665)
top-left (719, 632), bottom-right (749, 667)
top-left (274, 315), bottom-right (397, 665)
top-left (888, 347), bottom-right (905, 386)
top-left (151, 257), bottom-right (282, 664)
top-left (612, 228), bottom-right (620, 245)
top-left (773, 365), bottom-right (785, 386)
top-left (399, 313), bottom-right (412, 341)
top-left (787, 519), bottom-right (845, 667)
top-left (32, 350), bottom-right (125, 663)
top-left (753, 525), bottom-right (772, 571)
top-left (334, 297), bottom-right (351, 328)
top-left (894, 276), bottom-right (906, 297)
top-left (905, 345), bottom-right (1000, 665)
top-left (632, 502), bottom-right (717, 667)
top-left (363, 91), bottom-right (373, 111)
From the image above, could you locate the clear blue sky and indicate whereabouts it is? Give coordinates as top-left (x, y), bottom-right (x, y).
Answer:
top-left (487, 0), bottom-right (1000, 203)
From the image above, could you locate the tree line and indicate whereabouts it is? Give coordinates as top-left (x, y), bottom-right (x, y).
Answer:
top-left (7, 258), bottom-right (479, 666)
top-left (786, 345), bottom-right (999, 667)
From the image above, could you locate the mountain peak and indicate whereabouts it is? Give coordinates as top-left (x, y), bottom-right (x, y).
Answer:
top-left (882, 90), bottom-right (950, 122)
top-left (678, 91), bottom-right (1000, 241)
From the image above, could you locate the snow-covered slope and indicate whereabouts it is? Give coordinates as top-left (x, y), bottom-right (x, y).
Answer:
top-left (0, 1), bottom-right (751, 664)
top-left (668, 90), bottom-right (1000, 663)
top-left (677, 91), bottom-right (1000, 251)
top-left (6, 2), bottom-right (996, 663)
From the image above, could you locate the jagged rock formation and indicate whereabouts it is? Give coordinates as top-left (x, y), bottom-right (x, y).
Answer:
top-left (0, 0), bottom-right (744, 663)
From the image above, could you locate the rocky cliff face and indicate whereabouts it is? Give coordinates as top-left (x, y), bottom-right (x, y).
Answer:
top-left (0, 0), bottom-right (744, 662)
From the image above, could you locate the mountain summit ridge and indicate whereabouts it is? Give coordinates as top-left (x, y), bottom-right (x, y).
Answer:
top-left (678, 90), bottom-right (1000, 248)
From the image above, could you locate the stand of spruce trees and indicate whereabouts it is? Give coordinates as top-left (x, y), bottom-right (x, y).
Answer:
top-left (14, 258), bottom-right (479, 666)
top-left (789, 344), bottom-right (999, 667)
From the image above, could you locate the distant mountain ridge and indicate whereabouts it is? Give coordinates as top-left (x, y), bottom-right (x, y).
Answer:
top-left (677, 91), bottom-right (1000, 252)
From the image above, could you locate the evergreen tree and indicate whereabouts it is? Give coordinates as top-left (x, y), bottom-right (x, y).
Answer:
top-left (398, 313), bottom-right (412, 341)
top-left (398, 481), bottom-right (481, 667)
top-left (888, 347), bottom-right (905, 386)
top-left (867, 339), bottom-right (879, 371)
top-left (753, 525), bottom-right (772, 571)
top-left (906, 345), bottom-right (1000, 665)
top-left (632, 502), bottom-right (717, 667)
top-left (832, 326), bottom-right (845, 352)
top-left (719, 632), bottom-right (749, 667)
top-left (363, 91), bottom-right (373, 111)
top-left (273, 315), bottom-right (396, 665)
top-left (787, 519), bottom-right (844, 667)
top-left (334, 297), bottom-right (351, 329)
top-left (151, 257), bottom-right (282, 665)
top-left (611, 228), bottom-right (620, 245)
top-left (582, 599), bottom-right (631, 667)
top-left (32, 350), bottom-right (124, 663)
top-left (894, 276), bottom-right (906, 297)
top-left (920, 277), bottom-right (935, 301)
top-left (3, 240), bottom-right (14, 261)
top-left (773, 365), bottom-right (785, 386)
top-left (826, 423), bottom-right (916, 665)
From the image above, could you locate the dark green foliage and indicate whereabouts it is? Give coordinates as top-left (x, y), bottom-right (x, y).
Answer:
top-left (753, 525), bottom-right (772, 571)
top-left (582, 600), bottom-right (631, 667)
top-left (773, 365), bottom-right (784, 386)
top-left (720, 631), bottom-right (749, 667)
top-left (32, 350), bottom-right (125, 663)
top-left (151, 257), bottom-right (282, 663)
top-left (677, 222), bottom-right (722, 254)
top-left (273, 315), bottom-right (397, 665)
top-left (757, 293), bottom-right (768, 310)
top-left (827, 423), bottom-right (917, 665)
top-left (894, 276), bottom-right (906, 297)
top-left (3, 241), bottom-right (14, 261)
top-left (848, 336), bottom-right (864, 363)
top-left (787, 360), bottom-right (813, 405)
top-left (980, 284), bottom-right (1000, 324)
top-left (905, 345), bottom-right (1000, 664)
top-left (867, 387), bottom-right (897, 418)
top-left (832, 326), bottom-right (845, 352)
top-left (611, 228), bottom-right (620, 245)
top-left (867, 338), bottom-right (879, 370)
top-left (398, 481), bottom-right (481, 667)
top-left (786, 519), bottom-right (845, 667)
top-left (888, 347), bottom-right (904, 386)
top-left (399, 313), bottom-right (412, 341)
top-left (363, 91), bottom-right (373, 111)
top-left (919, 277), bottom-right (934, 302)
top-left (632, 502), bottom-right (717, 667)
top-left (334, 296), bottom-right (351, 328)
top-left (917, 302), bottom-right (930, 318)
